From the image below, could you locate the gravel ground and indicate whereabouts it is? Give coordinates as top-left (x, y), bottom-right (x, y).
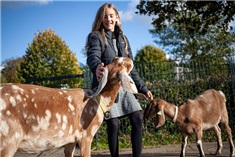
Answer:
top-left (14, 141), bottom-right (234, 157)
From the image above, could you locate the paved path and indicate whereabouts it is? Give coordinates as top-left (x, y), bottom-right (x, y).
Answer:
top-left (15, 141), bottom-right (234, 157)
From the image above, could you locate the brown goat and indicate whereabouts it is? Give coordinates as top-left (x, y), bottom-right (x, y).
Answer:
top-left (0, 57), bottom-right (144, 157)
top-left (144, 89), bottom-right (235, 157)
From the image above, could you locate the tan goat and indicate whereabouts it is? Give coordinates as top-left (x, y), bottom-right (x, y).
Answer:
top-left (144, 89), bottom-right (235, 157)
top-left (0, 57), bottom-right (144, 157)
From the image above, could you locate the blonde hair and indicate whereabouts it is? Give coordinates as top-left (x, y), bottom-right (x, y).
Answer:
top-left (91, 3), bottom-right (129, 54)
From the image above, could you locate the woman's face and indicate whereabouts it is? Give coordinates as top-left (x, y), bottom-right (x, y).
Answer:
top-left (103, 8), bottom-right (119, 32)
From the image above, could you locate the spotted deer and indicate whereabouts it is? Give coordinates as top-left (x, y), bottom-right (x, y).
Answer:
top-left (0, 57), bottom-right (145, 157)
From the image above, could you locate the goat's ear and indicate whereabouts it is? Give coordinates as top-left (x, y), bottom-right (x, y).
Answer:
top-left (91, 67), bottom-right (108, 97)
top-left (120, 71), bottom-right (147, 100)
top-left (155, 100), bottom-right (165, 128)
top-left (134, 93), bottom-right (147, 100)
top-left (144, 100), bottom-right (155, 118)
top-left (120, 71), bottom-right (138, 93)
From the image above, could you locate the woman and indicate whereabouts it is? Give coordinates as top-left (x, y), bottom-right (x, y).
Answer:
top-left (86, 3), bottom-right (153, 157)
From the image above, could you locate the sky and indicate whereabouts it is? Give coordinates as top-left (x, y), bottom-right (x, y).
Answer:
top-left (1, 0), bottom-right (157, 66)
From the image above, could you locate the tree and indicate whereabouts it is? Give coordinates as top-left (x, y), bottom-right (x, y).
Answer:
top-left (135, 45), bottom-right (167, 62)
top-left (1, 57), bottom-right (24, 83)
top-left (134, 45), bottom-right (170, 82)
top-left (136, 1), bottom-right (235, 59)
top-left (19, 29), bottom-right (82, 88)
top-left (136, 1), bottom-right (235, 36)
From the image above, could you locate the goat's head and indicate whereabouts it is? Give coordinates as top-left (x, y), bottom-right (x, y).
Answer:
top-left (144, 98), bottom-right (166, 128)
top-left (91, 57), bottom-right (143, 97)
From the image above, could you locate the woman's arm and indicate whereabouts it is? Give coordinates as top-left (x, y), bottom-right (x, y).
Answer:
top-left (87, 32), bottom-right (103, 74)
top-left (125, 36), bottom-right (150, 95)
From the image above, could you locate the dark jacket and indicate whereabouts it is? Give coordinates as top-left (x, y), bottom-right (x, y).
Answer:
top-left (86, 30), bottom-right (148, 95)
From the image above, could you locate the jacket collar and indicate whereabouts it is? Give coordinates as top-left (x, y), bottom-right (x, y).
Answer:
top-left (104, 30), bottom-right (123, 42)
top-left (105, 30), bottom-right (113, 40)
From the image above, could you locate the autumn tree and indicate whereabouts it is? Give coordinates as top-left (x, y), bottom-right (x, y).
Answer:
top-left (19, 29), bottom-right (82, 88)
top-left (1, 57), bottom-right (24, 83)
top-left (135, 45), bottom-right (167, 62)
top-left (136, 1), bottom-right (235, 59)
top-left (134, 45), bottom-right (171, 82)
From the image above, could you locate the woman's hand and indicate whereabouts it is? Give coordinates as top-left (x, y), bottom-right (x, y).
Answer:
top-left (96, 63), bottom-right (105, 81)
top-left (145, 91), bottom-right (153, 100)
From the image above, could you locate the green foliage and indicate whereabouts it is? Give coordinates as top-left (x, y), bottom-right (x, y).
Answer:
top-left (135, 60), bottom-right (176, 83)
top-left (152, 27), bottom-right (235, 59)
top-left (134, 45), bottom-right (172, 82)
top-left (19, 29), bottom-right (82, 88)
top-left (136, 1), bottom-right (235, 35)
top-left (1, 57), bottom-right (24, 83)
top-left (140, 56), bottom-right (235, 147)
top-left (135, 45), bottom-right (167, 62)
top-left (91, 55), bottom-right (235, 150)
top-left (92, 74), bottom-right (234, 150)
top-left (136, 1), bottom-right (235, 59)
top-left (91, 123), bottom-right (109, 150)
top-left (0, 73), bottom-right (7, 83)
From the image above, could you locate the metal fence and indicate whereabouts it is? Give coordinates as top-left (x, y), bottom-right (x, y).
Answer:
top-left (85, 55), bottom-right (235, 148)
top-left (26, 55), bottom-right (235, 148)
